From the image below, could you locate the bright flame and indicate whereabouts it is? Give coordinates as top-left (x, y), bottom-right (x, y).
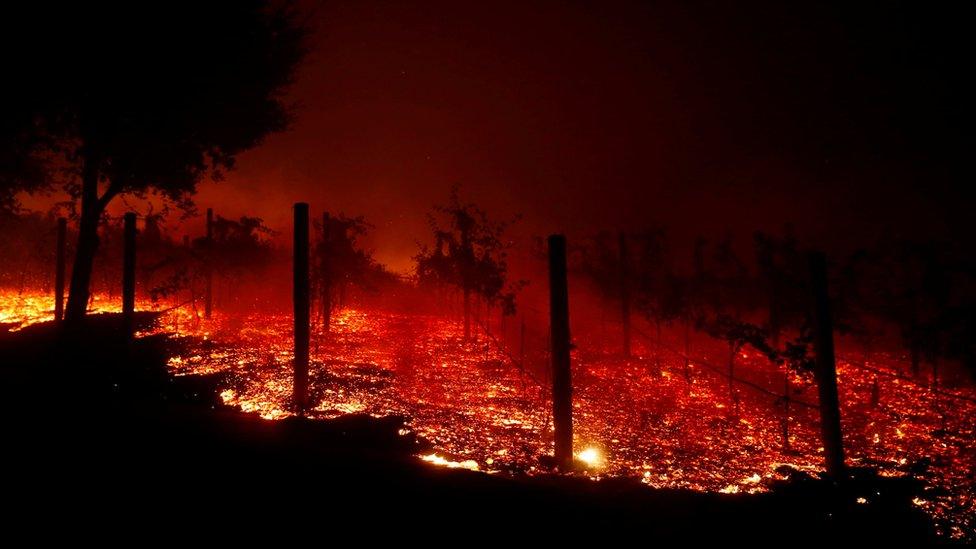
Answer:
top-left (420, 453), bottom-right (479, 471)
top-left (576, 447), bottom-right (604, 468)
top-left (3, 289), bottom-right (975, 540)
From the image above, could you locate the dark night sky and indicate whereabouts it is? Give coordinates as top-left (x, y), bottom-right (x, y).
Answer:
top-left (189, 0), bottom-right (970, 272)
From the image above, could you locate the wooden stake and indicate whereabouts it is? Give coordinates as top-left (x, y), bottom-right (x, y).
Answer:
top-left (809, 251), bottom-right (846, 478)
top-left (293, 203), bottom-right (311, 412)
top-left (122, 212), bottom-right (137, 328)
top-left (548, 234), bottom-right (573, 470)
top-left (54, 217), bottom-right (67, 321)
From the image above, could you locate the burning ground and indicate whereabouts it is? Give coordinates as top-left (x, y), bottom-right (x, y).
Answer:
top-left (178, 309), bottom-right (975, 539)
top-left (5, 291), bottom-right (966, 539)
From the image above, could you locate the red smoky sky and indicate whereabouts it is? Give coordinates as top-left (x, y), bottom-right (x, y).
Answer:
top-left (182, 1), bottom-right (969, 272)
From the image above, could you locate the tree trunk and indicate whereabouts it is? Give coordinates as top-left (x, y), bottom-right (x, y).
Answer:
top-left (65, 148), bottom-right (103, 322)
top-left (548, 234), bottom-right (573, 471)
top-left (293, 203), bottom-right (310, 412)
top-left (54, 217), bottom-right (67, 321)
top-left (122, 212), bottom-right (137, 331)
top-left (809, 251), bottom-right (846, 478)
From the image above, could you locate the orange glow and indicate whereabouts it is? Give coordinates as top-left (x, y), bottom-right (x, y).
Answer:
top-left (421, 453), bottom-right (480, 471)
top-left (576, 447), bottom-right (604, 468)
top-left (2, 288), bottom-right (974, 540)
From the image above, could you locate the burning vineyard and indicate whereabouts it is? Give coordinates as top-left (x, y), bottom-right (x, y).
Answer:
top-left (4, 3), bottom-right (974, 542)
top-left (2, 287), bottom-right (972, 539)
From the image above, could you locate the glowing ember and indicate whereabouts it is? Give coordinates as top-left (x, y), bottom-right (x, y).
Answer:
top-left (576, 447), bottom-right (604, 468)
top-left (0, 292), bottom-right (126, 330)
top-left (2, 289), bottom-right (974, 540)
top-left (421, 453), bottom-right (480, 471)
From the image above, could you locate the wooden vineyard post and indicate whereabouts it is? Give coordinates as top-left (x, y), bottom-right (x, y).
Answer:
top-left (809, 251), bottom-right (846, 478)
top-left (548, 234), bottom-right (574, 471)
top-left (54, 217), bottom-right (67, 321)
top-left (293, 203), bottom-right (311, 413)
top-left (122, 212), bottom-right (137, 331)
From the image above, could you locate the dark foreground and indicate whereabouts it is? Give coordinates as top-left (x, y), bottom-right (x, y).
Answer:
top-left (0, 315), bottom-right (943, 542)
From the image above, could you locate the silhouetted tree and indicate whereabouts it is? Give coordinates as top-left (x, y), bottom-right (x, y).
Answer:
top-left (415, 188), bottom-right (520, 340)
top-left (314, 212), bottom-right (375, 329)
top-left (630, 228), bottom-right (680, 367)
top-left (0, 210), bottom-right (63, 291)
top-left (207, 215), bottom-right (277, 276)
top-left (852, 239), bottom-right (950, 378)
top-left (3, 1), bottom-right (306, 321)
top-left (1, 84), bottom-right (53, 216)
top-left (574, 231), bottom-right (619, 298)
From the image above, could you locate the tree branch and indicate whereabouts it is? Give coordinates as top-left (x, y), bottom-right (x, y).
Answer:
top-left (98, 181), bottom-right (123, 211)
